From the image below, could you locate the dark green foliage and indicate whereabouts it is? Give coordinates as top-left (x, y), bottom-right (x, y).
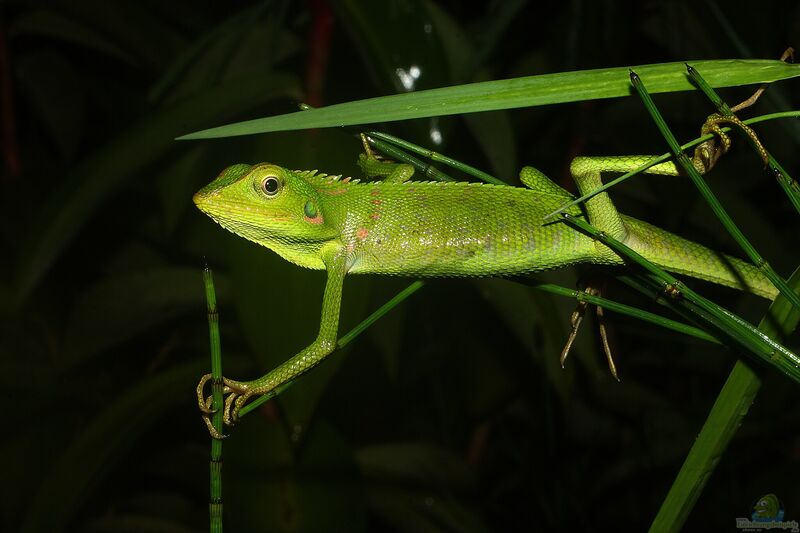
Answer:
top-left (2, 1), bottom-right (799, 531)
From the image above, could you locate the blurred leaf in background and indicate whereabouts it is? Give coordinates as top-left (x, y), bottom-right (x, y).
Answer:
top-left (2, 0), bottom-right (798, 531)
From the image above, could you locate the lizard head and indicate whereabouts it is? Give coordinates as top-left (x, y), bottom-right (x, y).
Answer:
top-left (194, 163), bottom-right (338, 268)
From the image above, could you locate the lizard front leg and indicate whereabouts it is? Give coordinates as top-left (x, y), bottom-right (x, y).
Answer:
top-left (197, 247), bottom-right (348, 438)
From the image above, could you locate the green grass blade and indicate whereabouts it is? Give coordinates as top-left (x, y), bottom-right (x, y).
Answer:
top-left (178, 59), bottom-right (800, 139)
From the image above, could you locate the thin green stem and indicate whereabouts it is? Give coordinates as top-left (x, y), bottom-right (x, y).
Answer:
top-left (338, 280), bottom-right (426, 348)
top-left (203, 266), bottom-right (224, 533)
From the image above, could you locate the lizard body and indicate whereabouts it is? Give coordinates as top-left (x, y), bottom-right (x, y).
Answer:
top-left (194, 151), bottom-right (776, 437)
top-left (195, 160), bottom-right (774, 293)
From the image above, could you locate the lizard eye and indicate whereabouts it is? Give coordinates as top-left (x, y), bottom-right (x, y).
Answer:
top-left (261, 176), bottom-right (281, 196)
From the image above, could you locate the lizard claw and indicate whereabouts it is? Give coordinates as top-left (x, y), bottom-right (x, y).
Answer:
top-left (196, 374), bottom-right (252, 438)
top-left (221, 388), bottom-right (255, 427)
top-left (202, 414), bottom-right (228, 440)
top-left (196, 373), bottom-right (216, 414)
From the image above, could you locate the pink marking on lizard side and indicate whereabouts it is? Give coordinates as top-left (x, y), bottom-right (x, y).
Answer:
top-left (356, 227), bottom-right (369, 240)
top-left (305, 213), bottom-right (324, 224)
top-left (369, 212), bottom-right (380, 220)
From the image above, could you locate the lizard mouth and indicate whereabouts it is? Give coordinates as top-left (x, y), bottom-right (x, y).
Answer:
top-left (193, 192), bottom-right (293, 231)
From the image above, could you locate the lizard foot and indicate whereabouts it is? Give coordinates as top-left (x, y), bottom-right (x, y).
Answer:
top-left (560, 284), bottom-right (619, 381)
top-left (691, 72), bottom-right (776, 174)
top-left (196, 374), bottom-right (253, 439)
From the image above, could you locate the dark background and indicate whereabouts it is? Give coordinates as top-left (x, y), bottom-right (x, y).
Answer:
top-left (3, 1), bottom-right (799, 531)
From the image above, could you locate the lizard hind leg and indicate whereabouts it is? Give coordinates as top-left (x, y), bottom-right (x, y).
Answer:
top-left (519, 166), bottom-right (572, 198)
top-left (357, 133), bottom-right (416, 183)
top-left (691, 71), bottom-right (774, 174)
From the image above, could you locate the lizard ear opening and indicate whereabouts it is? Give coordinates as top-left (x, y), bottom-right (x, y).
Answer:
top-left (303, 199), bottom-right (324, 224)
top-left (304, 200), bottom-right (318, 218)
top-left (261, 175), bottom-right (281, 196)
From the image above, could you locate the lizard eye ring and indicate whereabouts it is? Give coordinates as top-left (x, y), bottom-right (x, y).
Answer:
top-left (261, 176), bottom-right (281, 196)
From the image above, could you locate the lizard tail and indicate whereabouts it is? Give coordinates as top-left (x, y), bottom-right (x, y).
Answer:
top-left (620, 216), bottom-right (777, 300)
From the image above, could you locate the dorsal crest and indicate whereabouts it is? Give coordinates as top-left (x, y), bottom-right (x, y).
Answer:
top-left (292, 169), bottom-right (362, 192)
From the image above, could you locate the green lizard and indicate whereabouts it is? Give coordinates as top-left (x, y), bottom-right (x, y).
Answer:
top-left (193, 131), bottom-right (777, 438)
